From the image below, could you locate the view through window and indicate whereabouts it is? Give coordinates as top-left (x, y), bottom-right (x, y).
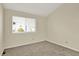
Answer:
top-left (12, 16), bottom-right (36, 33)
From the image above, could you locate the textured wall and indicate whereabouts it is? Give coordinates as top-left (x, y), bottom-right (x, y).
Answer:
top-left (4, 9), bottom-right (47, 49)
top-left (47, 4), bottom-right (79, 51)
top-left (0, 4), bottom-right (4, 55)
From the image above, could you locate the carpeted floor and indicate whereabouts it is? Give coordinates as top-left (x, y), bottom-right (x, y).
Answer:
top-left (3, 41), bottom-right (79, 56)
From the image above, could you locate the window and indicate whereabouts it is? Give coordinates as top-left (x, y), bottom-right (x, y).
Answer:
top-left (12, 16), bottom-right (36, 33)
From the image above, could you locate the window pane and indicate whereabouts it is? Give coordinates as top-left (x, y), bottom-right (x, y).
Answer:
top-left (12, 16), bottom-right (36, 33)
top-left (12, 16), bottom-right (26, 33)
top-left (25, 18), bottom-right (36, 32)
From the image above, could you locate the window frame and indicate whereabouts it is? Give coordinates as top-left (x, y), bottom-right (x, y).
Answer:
top-left (12, 16), bottom-right (36, 33)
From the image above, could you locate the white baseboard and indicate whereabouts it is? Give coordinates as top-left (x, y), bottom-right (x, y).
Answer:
top-left (4, 39), bottom-right (79, 53)
top-left (0, 49), bottom-right (4, 56)
top-left (47, 40), bottom-right (79, 52)
top-left (5, 40), bottom-right (45, 49)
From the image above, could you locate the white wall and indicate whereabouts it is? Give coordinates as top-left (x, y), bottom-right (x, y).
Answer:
top-left (4, 9), bottom-right (47, 49)
top-left (4, 3), bottom-right (79, 52)
top-left (0, 4), bottom-right (4, 55)
top-left (47, 4), bottom-right (79, 51)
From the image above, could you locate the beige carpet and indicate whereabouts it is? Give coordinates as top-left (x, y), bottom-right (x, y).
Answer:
top-left (3, 41), bottom-right (79, 56)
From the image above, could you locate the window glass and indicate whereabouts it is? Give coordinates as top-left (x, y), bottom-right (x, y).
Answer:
top-left (12, 16), bottom-right (36, 33)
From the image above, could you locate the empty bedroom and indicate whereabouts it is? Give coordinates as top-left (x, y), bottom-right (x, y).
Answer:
top-left (0, 3), bottom-right (79, 56)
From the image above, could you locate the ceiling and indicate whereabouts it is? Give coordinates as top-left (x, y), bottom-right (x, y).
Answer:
top-left (3, 3), bottom-right (62, 17)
